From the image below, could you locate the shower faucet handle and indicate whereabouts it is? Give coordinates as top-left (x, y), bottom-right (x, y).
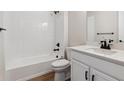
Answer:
top-left (53, 48), bottom-right (59, 51)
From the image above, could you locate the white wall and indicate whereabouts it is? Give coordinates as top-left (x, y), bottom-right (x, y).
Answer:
top-left (3, 12), bottom-right (55, 67)
top-left (87, 16), bottom-right (95, 42)
top-left (68, 11), bottom-right (86, 47)
top-left (55, 12), bottom-right (68, 58)
top-left (0, 12), bottom-right (5, 80)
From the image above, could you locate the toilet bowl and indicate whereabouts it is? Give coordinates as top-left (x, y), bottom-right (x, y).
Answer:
top-left (52, 59), bottom-right (70, 81)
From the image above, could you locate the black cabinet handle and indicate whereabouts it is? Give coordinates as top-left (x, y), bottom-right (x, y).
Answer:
top-left (85, 71), bottom-right (88, 80)
top-left (92, 75), bottom-right (95, 81)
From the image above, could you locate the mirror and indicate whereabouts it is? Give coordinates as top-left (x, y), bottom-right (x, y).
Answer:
top-left (87, 11), bottom-right (118, 43)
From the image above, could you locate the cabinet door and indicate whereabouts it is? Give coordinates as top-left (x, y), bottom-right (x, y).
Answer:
top-left (71, 59), bottom-right (89, 81)
top-left (90, 68), bottom-right (118, 81)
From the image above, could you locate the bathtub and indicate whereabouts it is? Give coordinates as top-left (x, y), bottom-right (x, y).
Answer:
top-left (5, 54), bottom-right (57, 80)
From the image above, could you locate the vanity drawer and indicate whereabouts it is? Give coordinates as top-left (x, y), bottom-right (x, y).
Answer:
top-left (71, 50), bottom-right (124, 80)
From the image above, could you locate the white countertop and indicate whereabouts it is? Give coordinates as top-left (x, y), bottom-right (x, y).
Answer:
top-left (70, 45), bottom-right (124, 66)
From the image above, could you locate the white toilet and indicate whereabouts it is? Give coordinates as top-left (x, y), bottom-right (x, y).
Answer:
top-left (51, 48), bottom-right (71, 81)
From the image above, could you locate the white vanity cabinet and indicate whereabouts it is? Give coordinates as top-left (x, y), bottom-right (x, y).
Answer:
top-left (71, 59), bottom-right (117, 81)
top-left (90, 68), bottom-right (117, 81)
top-left (71, 59), bottom-right (89, 81)
top-left (71, 50), bottom-right (121, 81)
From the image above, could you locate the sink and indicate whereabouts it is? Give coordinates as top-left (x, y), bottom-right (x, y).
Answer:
top-left (86, 48), bottom-right (117, 55)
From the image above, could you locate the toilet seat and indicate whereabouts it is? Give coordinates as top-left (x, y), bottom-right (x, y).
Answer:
top-left (52, 64), bottom-right (70, 72)
top-left (52, 59), bottom-right (70, 68)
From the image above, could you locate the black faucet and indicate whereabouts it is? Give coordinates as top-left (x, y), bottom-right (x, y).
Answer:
top-left (100, 40), bottom-right (112, 50)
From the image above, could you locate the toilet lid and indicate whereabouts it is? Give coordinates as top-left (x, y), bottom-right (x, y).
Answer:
top-left (52, 59), bottom-right (70, 68)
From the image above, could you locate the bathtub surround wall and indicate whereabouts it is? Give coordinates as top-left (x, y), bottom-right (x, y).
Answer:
top-left (2, 11), bottom-right (57, 80)
top-left (3, 12), bottom-right (56, 69)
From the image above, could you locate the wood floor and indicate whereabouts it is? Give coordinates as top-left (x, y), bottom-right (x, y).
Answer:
top-left (29, 71), bottom-right (55, 81)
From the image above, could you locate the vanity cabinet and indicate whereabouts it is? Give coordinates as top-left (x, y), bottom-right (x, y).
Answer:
top-left (71, 59), bottom-right (117, 81)
top-left (90, 68), bottom-right (117, 81)
top-left (71, 59), bottom-right (89, 81)
top-left (71, 50), bottom-right (120, 81)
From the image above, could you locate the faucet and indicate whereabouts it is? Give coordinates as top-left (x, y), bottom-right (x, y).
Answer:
top-left (100, 39), bottom-right (113, 50)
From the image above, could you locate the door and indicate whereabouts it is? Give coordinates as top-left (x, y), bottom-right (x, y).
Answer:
top-left (0, 12), bottom-right (5, 80)
top-left (71, 59), bottom-right (89, 81)
top-left (90, 68), bottom-right (118, 81)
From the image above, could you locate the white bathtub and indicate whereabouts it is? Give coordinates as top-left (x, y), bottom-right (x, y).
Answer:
top-left (5, 54), bottom-right (57, 80)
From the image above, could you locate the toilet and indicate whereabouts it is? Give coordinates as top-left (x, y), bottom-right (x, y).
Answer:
top-left (51, 48), bottom-right (71, 81)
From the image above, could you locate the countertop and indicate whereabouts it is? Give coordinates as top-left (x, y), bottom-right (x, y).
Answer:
top-left (70, 45), bottom-right (124, 66)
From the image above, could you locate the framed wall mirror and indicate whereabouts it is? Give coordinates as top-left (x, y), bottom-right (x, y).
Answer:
top-left (86, 11), bottom-right (119, 44)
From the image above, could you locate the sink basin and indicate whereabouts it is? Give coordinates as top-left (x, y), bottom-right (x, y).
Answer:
top-left (86, 48), bottom-right (117, 55)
